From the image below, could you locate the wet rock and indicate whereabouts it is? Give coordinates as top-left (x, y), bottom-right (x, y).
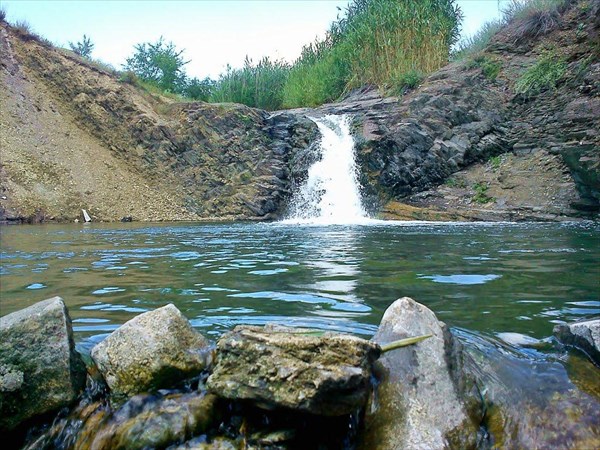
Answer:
top-left (554, 318), bottom-right (600, 365)
top-left (359, 297), bottom-right (481, 450)
top-left (75, 391), bottom-right (218, 450)
top-left (206, 324), bottom-right (380, 416)
top-left (91, 304), bottom-right (210, 400)
top-left (0, 297), bottom-right (86, 431)
top-left (463, 332), bottom-right (600, 449)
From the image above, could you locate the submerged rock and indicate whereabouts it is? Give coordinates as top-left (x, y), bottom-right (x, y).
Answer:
top-left (206, 324), bottom-right (380, 416)
top-left (91, 304), bottom-right (210, 400)
top-left (463, 331), bottom-right (600, 449)
top-left (0, 297), bottom-right (86, 431)
top-left (79, 391), bottom-right (218, 450)
top-left (553, 318), bottom-right (600, 365)
top-left (359, 297), bottom-right (481, 450)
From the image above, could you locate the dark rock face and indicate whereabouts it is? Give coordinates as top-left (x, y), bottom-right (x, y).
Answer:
top-left (359, 297), bottom-right (482, 450)
top-left (207, 324), bottom-right (380, 416)
top-left (554, 318), bottom-right (600, 365)
top-left (0, 297), bottom-right (86, 431)
top-left (91, 304), bottom-right (211, 400)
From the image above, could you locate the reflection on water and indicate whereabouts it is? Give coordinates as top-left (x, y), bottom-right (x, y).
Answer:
top-left (1, 222), bottom-right (599, 354)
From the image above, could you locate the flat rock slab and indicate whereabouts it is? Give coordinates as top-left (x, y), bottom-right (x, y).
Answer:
top-left (554, 318), bottom-right (600, 365)
top-left (0, 297), bottom-right (86, 431)
top-left (91, 304), bottom-right (210, 400)
top-left (207, 325), bottom-right (381, 416)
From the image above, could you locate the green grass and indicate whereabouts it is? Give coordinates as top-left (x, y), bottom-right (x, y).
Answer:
top-left (464, 55), bottom-right (502, 81)
top-left (472, 182), bottom-right (495, 204)
top-left (453, 20), bottom-right (504, 59)
top-left (490, 155), bottom-right (502, 171)
top-left (445, 177), bottom-right (467, 188)
top-left (514, 50), bottom-right (567, 97)
top-left (211, 56), bottom-right (290, 110)
top-left (454, 0), bottom-right (568, 59)
top-left (280, 0), bottom-right (461, 108)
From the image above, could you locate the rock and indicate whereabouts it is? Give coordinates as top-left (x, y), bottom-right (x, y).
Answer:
top-left (0, 297), bottom-right (86, 431)
top-left (79, 391), bottom-right (218, 450)
top-left (462, 331), bottom-right (600, 449)
top-left (91, 304), bottom-right (210, 400)
top-left (553, 318), bottom-right (600, 365)
top-left (206, 324), bottom-right (381, 416)
top-left (359, 297), bottom-right (481, 450)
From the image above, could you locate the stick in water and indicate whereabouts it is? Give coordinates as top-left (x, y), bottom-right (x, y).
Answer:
top-left (380, 334), bottom-right (432, 353)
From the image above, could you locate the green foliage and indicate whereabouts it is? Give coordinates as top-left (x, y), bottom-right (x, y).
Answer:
top-left (124, 37), bottom-right (189, 94)
top-left (514, 50), bottom-right (567, 97)
top-left (184, 77), bottom-right (214, 102)
top-left (445, 177), bottom-right (467, 188)
top-left (465, 55), bottom-right (502, 81)
top-left (503, 0), bottom-right (567, 43)
top-left (119, 70), bottom-right (139, 85)
top-left (282, 45), bottom-right (349, 108)
top-left (393, 70), bottom-right (425, 95)
top-left (69, 34), bottom-right (94, 59)
top-left (211, 56), bottom-right (290, 110)
top-left (281, 0), bottom-right (462, 108)
top-left (453, 20), bottom-right (504, 58)
top-left (454, 0), bottom-right (567, 58)
top-left (472, 182), bottom-right (495, 204)
top-left (490, 155), bottom-right (502, 171)
top-left (14, 19), bottom-right (32, 34)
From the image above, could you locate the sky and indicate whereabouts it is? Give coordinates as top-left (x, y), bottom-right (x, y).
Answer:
top-left (1, 0), bottom-right (509, 80)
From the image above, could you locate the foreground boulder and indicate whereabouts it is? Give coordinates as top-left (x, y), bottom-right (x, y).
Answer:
top-left (359, 297), bottom-right (481, 450)
top-left (91, 304), bottom-right (210, 400)
top-left (24, 390), bottom-right (219, 450)
top-left (0, 297), bottom-right (86, 431)
top-left (206, 324), bottom-right (381, 416)
top-left (553, 318), bottom-right (600, 365)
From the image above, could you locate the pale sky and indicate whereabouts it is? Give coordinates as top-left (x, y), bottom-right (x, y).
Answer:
top-left (1, 0), bottom-right (507, 80)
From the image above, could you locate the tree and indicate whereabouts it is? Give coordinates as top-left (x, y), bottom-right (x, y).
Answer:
top-left (123, 37), bottom-right (189, 93)
top-left (183, 77), bottom-right (215, 101)
top-left (69, 34), bottom-right (94, 58)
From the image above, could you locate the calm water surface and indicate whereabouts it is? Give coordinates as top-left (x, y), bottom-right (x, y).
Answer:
top-left (1, 221), bottom-right (598, 354)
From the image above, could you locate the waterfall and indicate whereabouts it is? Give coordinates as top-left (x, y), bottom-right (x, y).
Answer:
top-left (284, 114), bottom-right (369, 225)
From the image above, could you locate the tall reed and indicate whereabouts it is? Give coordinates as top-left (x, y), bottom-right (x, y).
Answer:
top-left (282, 0), bottom-right (462, 108)
top-left (210, 56), bottom-right (290, 111)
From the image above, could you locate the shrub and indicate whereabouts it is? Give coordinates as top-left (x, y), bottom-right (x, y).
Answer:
top-left (472, 182), bottom-right (495, 203)
top-left (211, 56), bottom-right (290, 110)
top-left (465, 55), bottom-right (502, 81)
top-left (69, 34), bottom-right (94, 59)
top-left (503, 0), bottom-right (568, 43)
top-left (445, 177), bottom-right (467, 188)
top-left (392, 70), bottom-right (424, 95)
top-left (119, 70), bottom-right (139, 85)
top-left (281, 0), bottom-right (462, 108)
top-left (13, 19), bottom-right (32, 35)
top-left (123, 37), bottom-right (189, 94)
top-left (453, 20), bottom-right (504, 58)
top-left (0, 6), bottom-right (6, 22)
top-left (184, 77), bottom-right (214, 102)
top-left (514, 50), bottom-right (567, 97)
top-left (490, 155), bottom-right (502, 171)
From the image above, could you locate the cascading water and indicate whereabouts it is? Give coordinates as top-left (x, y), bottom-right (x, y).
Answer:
top-left (284, 114), bottom-right (370, 225)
